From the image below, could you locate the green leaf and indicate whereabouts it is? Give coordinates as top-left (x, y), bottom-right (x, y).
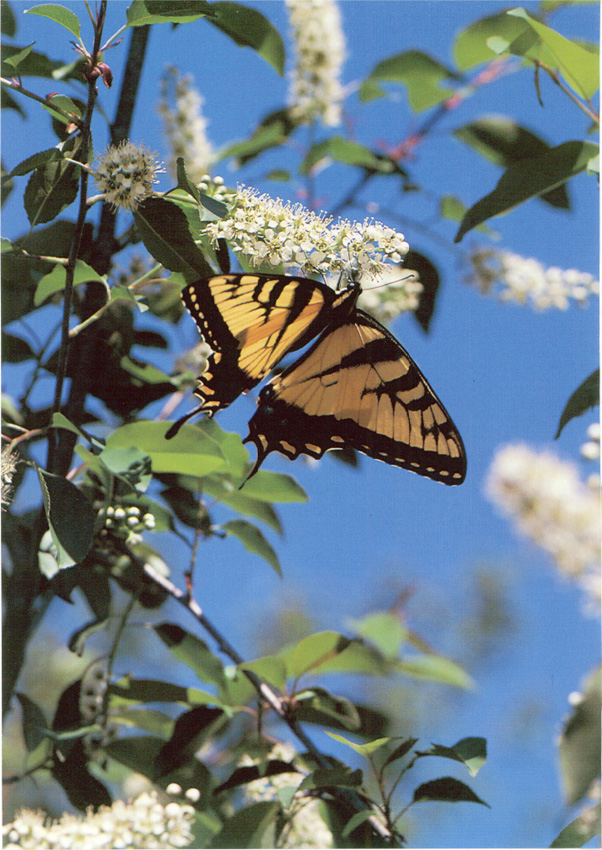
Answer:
top-left (417, 737), bottom-right (487, 777)
top-left (126, 0), bottom-right (216, 26)
top-left (16, 692), bottom-right (48, 751)
top-left (106, 734), bottom-right (212, 795)
top-left (154, 623), bottom-right (227, 690)
top-left (110, 707), bottom-right (175, 740)
top-left (506, 8), bottom-right (599, 101)
top-left (238, 656), bottom-right (287, 691)
top-left (282, 631), bottom-right (353, 680)
top-left (97, 445), bottom-right (152, 491)
top-left (214, 760), bottom-right (297, 796)
top-left (342, 810), bottom-right (375, 839)
top-left (239, 470), bottom-right (308, 503)
top-left (222, 519), bottom-right (281, 575)
top-left (293, 686), bottom-right (361, 731)
top-left (23, 151), bottom-right (79, 226)
top-left (555, 369), bottom-right (599, 438)
top-left (42, 94), bottom-right (82, 125)
top-left (109, 676), bottom-right (216, 707)
top-left (2, 331), bottom-right (35, 362)
top-left (550, 804), bottom-right (601, 848)
top-left (348, 611), bottom-right (408, 659)
top-left (359, 50), bottom-right (457, 111)
top-left (106, 421), bottom-right (227, 477)
top-left (405, 250), bottom-right (441, 333)
top-left (298, 766), bottom-right (363, 791)
top-left (300, 137), bottom-right (389, 174)
top-left (208, 2), bottom-right (285, 76)
top-left (454, 117), bottom-right (570, 209)
top-left (558, 666), bottom-right (602, 806)
top-left (455, 141), bottom-right (598, 242)
top-left (34, 260), bottom-right (107, 306)
top-left (133, 197), bottom-right (213, 280)
top-left (6, 147), bottom-right (64, 179)
top-left (394, 654), bottom-right (473, 689)
top-left (203, 476), bottom-right (283, 533)
top-left (326, 731), bottom-right (393, 759)
top-left (37, 469), bottom-right (95, 567)
top-left (383, 737), bottom-right (419, 767)
top-left (413, 777), bottom-right (490, 807)
top-left (212, 801), bottom-right (281, 848)
top-left (453, 11), bottom-right (529, 70)
top-left (25, 4), bottom-right (81, 38)
top-left (2, 41), bottom-right (34, 71)
top-left (155, 706), bottom-right (224, 776)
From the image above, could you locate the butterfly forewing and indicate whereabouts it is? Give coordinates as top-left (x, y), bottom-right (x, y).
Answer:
top-left (181, 274), bottom-right (354, 415)
top-left (244, 311), bottom-right (466, 484)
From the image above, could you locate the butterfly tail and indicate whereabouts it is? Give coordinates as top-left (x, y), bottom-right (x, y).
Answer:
top-left (165, 404), bottom-right (206, 439)
top-left (239, 431), bottom-right (270, 488)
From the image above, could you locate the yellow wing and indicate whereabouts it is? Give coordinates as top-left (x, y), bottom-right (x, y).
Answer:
top-left (181, 273), bottom-right (357, 416)
top-left (244, 310), bottom-right (466, 485)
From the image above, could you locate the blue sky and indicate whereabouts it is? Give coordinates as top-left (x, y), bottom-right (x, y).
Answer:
top-left (2, 1), bottom-right (600, 846)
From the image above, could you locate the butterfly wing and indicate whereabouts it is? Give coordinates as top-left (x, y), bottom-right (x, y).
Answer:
top-left (244, 310), bottom-right (466, 484)
top-left (181, 273), bottom-right (353, 415)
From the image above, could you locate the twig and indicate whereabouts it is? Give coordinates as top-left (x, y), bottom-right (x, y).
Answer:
top-left (140, 558), bottom-right (393, 843)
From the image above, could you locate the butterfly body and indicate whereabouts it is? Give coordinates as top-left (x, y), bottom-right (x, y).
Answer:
top-left (177, 273), bottom-right (466, 484)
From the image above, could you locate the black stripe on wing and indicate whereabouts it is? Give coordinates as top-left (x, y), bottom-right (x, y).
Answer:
top-left (244, 311), bottom-right (466, 484)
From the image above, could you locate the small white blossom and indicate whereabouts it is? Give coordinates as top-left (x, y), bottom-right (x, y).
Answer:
top-left (286, 0), bottom-right (345, 126)
top-left (158, 67), bottom-right (214, 183)
top-left (486, 443), bottom-right (601, 614)
top-left (581, 420), bottom-right (601, 461)
top-left (94, 141), bottom-right (161, 212)
top-left (2, 791), bottom-right (195, 849)
top-left (240, 743), bottom-right (334, 848)
top-left (468, 248), bottom-right (599, 310)
top-left (202, 187), bottom-right (413, 310)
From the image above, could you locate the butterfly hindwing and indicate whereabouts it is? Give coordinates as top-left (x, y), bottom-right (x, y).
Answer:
top-left (181, 274), bottom-right (356, 415)
top-left (244, 310), bottom-right (466, 485)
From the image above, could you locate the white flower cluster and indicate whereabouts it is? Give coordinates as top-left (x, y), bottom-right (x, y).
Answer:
top-left (240, 744), bottom-right (334, 849)
top-left (285, 0), bottom-right (345, 126)
top-left (203, 187), bottom-right (410, 286)
top-left (3, 791), bottom-right (195, 849)
top-left (94, 141), bottom-right (161, 212)
top-left (158, 67), bottom-right (214, 184)
top-left (468, 248), bottom-right (599, 310)
top-left (486, 443), bottom-right (601, 613)
top-left (580, 421), bottom-right (601, 463)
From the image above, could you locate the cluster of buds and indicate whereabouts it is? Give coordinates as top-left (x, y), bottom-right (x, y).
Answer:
top-left (99, 503), bottom-right (155, 545)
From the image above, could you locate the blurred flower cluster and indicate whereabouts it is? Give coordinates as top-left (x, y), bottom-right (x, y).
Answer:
top-left (94, 141), bottom-right (161, 212)
top-left (486, 436), bottom-right (601, 614)
top-left (240, 743), bottom-right (334, 848)
top-left (285, 0), bottom-right (345, 126)
top-left (202, 186), bottom-right (411, 285)
top-left (357, 265), bottom-right (423, 324)
top-left (3, 790), bottom-right (195, 849)
top-left (158, 67), bottom-right (214, 183)
top-left (468, 248), bottom-right (599, 310)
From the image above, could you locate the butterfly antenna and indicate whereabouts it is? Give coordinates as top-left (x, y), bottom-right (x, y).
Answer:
top-left (165, 404), bottom-right (205, 439)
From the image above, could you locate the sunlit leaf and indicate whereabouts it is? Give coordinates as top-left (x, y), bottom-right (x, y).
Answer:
top-left (239, 470), bottom-right (308, 503)
top-left (282, 631), bottom-right (353, 680)
top-left (453, 11), bottom-right (528, 70)
top-left (298, 766), bottom-right (363, 791)
top-left (222, 519), bottom-right (281, 574)
top-left (155, 623), bottom-right (226, 689)
top-left (394, 654), bottom-right (473, 689)
top-left (359, 50), bottom-right (458, 111)
top-left (106, 421), bottom-right (227, 477)
top-left (417, 737), bottom-right (487, 777)
top-left (25, 4), bottom-right (81, 38)
top-left (326, 731), bottom-right (392, 758)
top-left (23, 151), bottom-right (78, 226)
top-left (34, 260), bottom-right (107, 306)
top-left (126, 0), bottom-right (216, 26)
top-left (348, 611), bottom-right (408, 659)
top-left (301, 138), bottom-right (388, 174)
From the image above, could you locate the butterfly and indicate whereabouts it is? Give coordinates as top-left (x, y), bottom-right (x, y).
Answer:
top-left (168, 273), bottom-right (466, 485)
